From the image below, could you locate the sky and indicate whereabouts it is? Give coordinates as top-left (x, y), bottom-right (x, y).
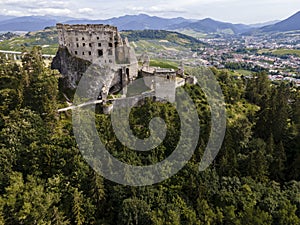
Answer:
top-left (0, 0), bottom-right (300, 24)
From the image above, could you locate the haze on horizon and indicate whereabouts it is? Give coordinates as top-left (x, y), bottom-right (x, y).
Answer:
top-left (0, 0), bottom-right (299, 24)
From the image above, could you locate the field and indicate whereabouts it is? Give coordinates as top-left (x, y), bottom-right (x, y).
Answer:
top-left (149, 59), bottom-right (179, 69)
top-left (258, 48), bottom-right (300, 57)
top-left (0, 28), bottom-right (58, 55)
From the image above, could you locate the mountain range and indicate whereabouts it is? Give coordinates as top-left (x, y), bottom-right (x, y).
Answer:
top-left (0, 11), bottom-right (299, 35)
top-left (260, 11), bottom-right (300, 32)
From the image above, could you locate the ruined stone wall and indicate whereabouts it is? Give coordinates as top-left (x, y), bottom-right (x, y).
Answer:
top-left (57, 23), bottom-right (122, 65)
top-left (154, 69), bottom-right (177, 103)
top-left (54, 23), bottom-right (139, 94)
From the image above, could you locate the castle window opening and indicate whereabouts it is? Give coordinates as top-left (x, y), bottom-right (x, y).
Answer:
top-left (89, 43), bottom-right (92, 47)
top-left (76, 43), bottom-right (79, 48)
top-left (97, 37), bottom-right (100, 40)
top-left (98, 49), bottom-right (103, 57)
top-left (82, 52), bottom-right (85, 55)
top-left (98, 43), bottom-right (102, 47)
top-left (83, 43), bottom-right (86, 47)
top-left (76, 38), bottom-right (78, 41)
top-left (82, 37), bottom-right (85, 40)
top-left (167, 75), bottom-right (170, 80)
top-left (109, 43), bottom-right (113, 48)
top-left (75, 51), bottom-right (78, 55)
top-left (89, 51), bottom-right (92, 56)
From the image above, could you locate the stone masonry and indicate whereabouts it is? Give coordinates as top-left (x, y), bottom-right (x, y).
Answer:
top-left (53, 23), bottom-right (138, 98)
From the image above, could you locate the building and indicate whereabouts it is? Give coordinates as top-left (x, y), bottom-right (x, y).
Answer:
top-left (53, 23), bottom-right (138, 97)
top-left (53, 23), bottom-right (195, 107)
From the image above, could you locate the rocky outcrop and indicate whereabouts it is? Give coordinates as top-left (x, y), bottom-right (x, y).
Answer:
top-left (51, 46), bottom-right (92, 90)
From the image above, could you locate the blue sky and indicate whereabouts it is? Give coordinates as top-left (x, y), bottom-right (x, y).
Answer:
top-left (0, 0), bottom-right (299, 24)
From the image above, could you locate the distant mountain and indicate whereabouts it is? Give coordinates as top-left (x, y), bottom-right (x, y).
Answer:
top-left (2, 12), bottom-right (300, 35)
top-left (67, 16), bottom-right (252, 34)
top-left (168, 18), bottom-right (252, 34)
top-left (66, 14), bottom-right (191, 30)
top-left (0, 15), bottom-right (77, 32)
top-left (249, 20), bottom-right (280, 28)
top-left (0, 16), bottom-right (57, 31)
top-left (260, 11), bottom-right (300, 32)
top-left (0, 15), bottom-right (16, 22)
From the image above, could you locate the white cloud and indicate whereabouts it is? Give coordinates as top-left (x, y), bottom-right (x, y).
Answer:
top-left (28, 8), bottom-right (72, 16)
top-left (78, 8), bottom-right (93, 14)
top-left (0, 8), bottom-right (28, 16)
top-left (0, 0), bottom-right (300, 23)
top-left (0, 0), bottom-right (26, 3)
top-left (0, 0), bottom-right (70, 9)
top-left (126, 5), bottom-right (186, 16)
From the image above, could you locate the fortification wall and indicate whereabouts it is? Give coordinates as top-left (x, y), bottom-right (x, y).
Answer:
top-left (54, 23), bottom-right (139, 94)
top-left (57, 23), bottom-right (122, 65)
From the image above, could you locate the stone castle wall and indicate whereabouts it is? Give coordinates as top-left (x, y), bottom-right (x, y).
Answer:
top-left (54, 23), bottom-right (139, 96)
top-left (57, 23), bottom-right (123, 65)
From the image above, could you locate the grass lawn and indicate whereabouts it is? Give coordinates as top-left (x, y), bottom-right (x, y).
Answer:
top-left (149, 59), bottom-right (179, 69)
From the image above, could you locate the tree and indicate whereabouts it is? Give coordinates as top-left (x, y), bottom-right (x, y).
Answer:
top-left (21, 46), bottom-right (59, 122)
top-left (0, 172), bottom-right (64, 225)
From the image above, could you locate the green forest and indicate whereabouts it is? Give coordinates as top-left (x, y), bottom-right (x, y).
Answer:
top-left (0, 47), bottom-right (299, 224)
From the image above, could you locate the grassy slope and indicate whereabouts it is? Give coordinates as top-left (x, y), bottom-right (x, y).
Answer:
top-left (0, 27), bottom-right (58, 55)
top-left (258, 48), bottom-right (300, 57)
top-left (121, 30), bottom-right (204, 54)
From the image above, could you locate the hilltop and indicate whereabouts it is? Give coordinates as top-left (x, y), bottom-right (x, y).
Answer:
top-left (260, 11), bottom-right (300, 32)
top-left (0, 28), bottom-right (58, 55)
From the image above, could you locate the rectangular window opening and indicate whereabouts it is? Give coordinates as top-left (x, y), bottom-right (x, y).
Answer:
top-left (98, 49), bottom-right (103, 57)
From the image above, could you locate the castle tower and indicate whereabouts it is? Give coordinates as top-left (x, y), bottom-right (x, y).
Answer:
top-left (54, 24), bottom-right (138, 93)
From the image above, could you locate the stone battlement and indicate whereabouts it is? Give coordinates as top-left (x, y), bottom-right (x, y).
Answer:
top-left (56, 23), bottom-right (118, 32)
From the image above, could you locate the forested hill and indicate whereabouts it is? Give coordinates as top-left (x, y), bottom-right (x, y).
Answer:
top-left (0, 28), bottom-right (204, 55)
top-left (121, 30), bottom-right (204, 47)
top-left (0, 48), bottom-right (299, 224)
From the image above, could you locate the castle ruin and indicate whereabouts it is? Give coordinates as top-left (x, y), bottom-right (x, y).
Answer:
top-left (52, 23), bottom-right (196, 107)
top-left (53, 23), bottom-right (138, 96)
